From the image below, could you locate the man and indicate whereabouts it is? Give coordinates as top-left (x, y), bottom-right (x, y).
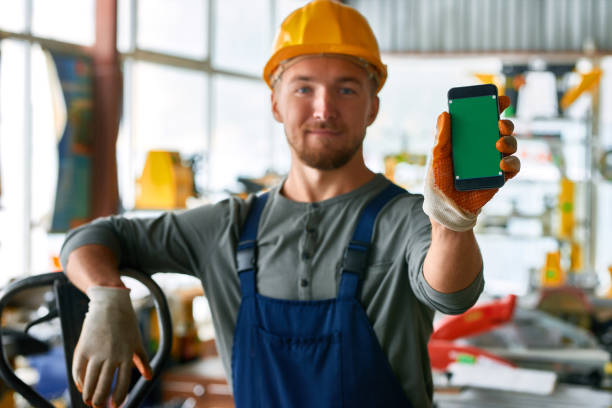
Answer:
top-left (61, 1), bottom-right (520, 407)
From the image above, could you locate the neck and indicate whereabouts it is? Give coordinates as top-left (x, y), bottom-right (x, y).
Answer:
top-left (282, 149), bottom-right (376, 202)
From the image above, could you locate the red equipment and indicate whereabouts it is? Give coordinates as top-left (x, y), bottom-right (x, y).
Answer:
top-left (428, 294), bottom-right (517, 371)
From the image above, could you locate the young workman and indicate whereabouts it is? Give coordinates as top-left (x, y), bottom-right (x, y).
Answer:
top-left (61, 1), bottom-right (520, 407)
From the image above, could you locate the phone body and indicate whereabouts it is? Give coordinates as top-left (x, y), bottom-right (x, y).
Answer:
top-left (448, 84), bottom-right (505, 191)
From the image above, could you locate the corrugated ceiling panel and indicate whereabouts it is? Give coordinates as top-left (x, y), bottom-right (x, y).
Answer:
top-left (345, 0), bottom-right (612, 53)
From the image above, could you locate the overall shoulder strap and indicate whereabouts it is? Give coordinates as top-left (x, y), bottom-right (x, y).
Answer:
top-left (235, 192), bottom-right (269, 297)
top-left (338, 183), bottom-right (407, 300)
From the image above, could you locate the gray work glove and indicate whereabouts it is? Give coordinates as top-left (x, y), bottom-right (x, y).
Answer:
top-left (72, 286), bottom-right (152, 408)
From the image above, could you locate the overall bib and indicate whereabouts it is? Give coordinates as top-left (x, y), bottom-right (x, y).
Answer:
top-left (231, 183), bottom-right (413, 408)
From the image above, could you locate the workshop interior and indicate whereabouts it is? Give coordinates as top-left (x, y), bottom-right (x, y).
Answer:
top-left (1, 0), bottom-right (612, 407)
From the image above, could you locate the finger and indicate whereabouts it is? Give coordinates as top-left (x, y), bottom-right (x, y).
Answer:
top-left (505, 171), bottom-right (519, 180)
top-left (82, 359), bottom-right (103, 406)
top-left (433, 112), bottom-right (451, 155)
top-left (500, 155), bottom-right (521, 176)
top-left (498, 95), bottom-right (510, 113)
top-left (133, 348), bottom-right (153, 380)
top-left (92, 362), bottom-right (116, 408)
top-left (498, 119), bottom-right (514, 136)
top-left (72, 350), bottom-right (87, 393)
top-left (112, 363), bottom-right (132, 408)
top-left (496, 135), bottom-right (517, 155)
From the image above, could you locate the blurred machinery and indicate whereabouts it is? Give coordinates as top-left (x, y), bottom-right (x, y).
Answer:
top-left (540, 251), bottom-right (566, 288)
top-left (560, 68), bottom-right (603, 111)
top-left (428, 295), bottom-right (518, 374)
top-left (500, 64), bottom-right (528, 117)
top-left (237, 171), bottom-right (282, 195)
top-left (143, 286), bottom-right (205, 364)
top-left (430, 294), bottom-right (611, 391)
top-left (383, 152), bottom-right (427, 190)
top-left (460, 58), bottom-right (612, 398)
top-left (600, 149), bottom-right (612, 182)
top-left (476, 63), bottom-right (602, 119)
top-left (135, 151), bottom-right (196, 210)
top-left (433, 297), bottom-right (612, 407)
top-left (0, 271), bottom-right (172, 408)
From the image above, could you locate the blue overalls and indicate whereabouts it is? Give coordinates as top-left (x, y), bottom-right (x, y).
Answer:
top-left (231, 183), bottom-right (412, 407)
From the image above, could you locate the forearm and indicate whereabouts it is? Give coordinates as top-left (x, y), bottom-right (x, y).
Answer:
top-left (423, 218), bottom-right (482, 293)
top-left (65, 244), bottom-right (125, 292)
top-left (69, 245), bottom-right (152, 407)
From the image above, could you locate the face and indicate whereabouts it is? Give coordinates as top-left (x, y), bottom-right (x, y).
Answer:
top-left (271, 56), bottom-right (379, 171)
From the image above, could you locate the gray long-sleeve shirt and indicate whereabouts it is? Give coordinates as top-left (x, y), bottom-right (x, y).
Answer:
top-left (60, 174), bottom-right (484, 408)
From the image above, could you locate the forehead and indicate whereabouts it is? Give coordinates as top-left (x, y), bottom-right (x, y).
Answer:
top-left (281, 56), bottom-right (371, 85)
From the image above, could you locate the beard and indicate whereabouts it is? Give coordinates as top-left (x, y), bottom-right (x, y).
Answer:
top-left (286, 123), bottom-right (365, 171)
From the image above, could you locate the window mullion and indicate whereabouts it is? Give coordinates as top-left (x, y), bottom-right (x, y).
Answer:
top-left (23, 0), bottom-right (33, 275)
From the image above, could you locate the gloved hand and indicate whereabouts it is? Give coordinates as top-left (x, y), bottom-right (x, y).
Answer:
top-left (423, 95), bottom-right (520, 231)
top-left (72, 286), bottom-right (152, 408)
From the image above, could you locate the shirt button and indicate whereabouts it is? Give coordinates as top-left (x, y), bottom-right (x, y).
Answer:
top-left (300, 279), bottom-right (309, 287)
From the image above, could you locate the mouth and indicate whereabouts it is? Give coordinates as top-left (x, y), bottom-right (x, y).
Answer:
top-left (305, 128), bottom-right (342, 137)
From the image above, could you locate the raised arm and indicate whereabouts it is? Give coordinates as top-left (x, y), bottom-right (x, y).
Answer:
top-left (422, 95), bottom-right (520, 295)
top-left (423, 221), bottom-right (482, 293)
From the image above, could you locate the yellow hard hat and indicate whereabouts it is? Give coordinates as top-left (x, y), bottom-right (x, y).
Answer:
top-left (263, 0), bottom-right (387, 93)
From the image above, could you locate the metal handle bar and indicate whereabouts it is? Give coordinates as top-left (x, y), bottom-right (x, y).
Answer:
top-left (0, 270), bottom-right (173, 408)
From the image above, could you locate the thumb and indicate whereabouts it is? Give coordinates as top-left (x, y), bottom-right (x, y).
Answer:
top-left (132, 348), bottom-right (153, 380)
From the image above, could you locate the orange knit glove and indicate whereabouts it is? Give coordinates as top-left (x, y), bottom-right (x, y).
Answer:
top-left (423, 95), bottom-right (520, 231)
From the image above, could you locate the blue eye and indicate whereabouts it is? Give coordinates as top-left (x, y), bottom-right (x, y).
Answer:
top-left (339, 88), bottom-right (356, 95)
top-left (296, 86), bottom-right (311, 94)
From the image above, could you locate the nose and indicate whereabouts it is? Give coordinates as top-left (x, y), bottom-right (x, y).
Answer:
top-left (312, 88), bottom-right (337, 121)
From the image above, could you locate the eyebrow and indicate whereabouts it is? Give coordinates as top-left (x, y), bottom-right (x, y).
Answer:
top-left (289, 76), bottom-right (365, 87)
top-left (337, 77), bottom-right (364, 87)
top-left (289, 76), bottom-right (314, 84)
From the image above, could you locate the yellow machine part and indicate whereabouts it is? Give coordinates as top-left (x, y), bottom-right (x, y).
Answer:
top-left (135, 151), bottom-right (194, 210)
top-left (560, 68), bottom-right (602, 110)
top-left (606, 266), bottom-right (612, 299)
top-left (569, 241), bottom-right (583, 273)
top-left (558, 178), bottom-right (575, 239)
top-left (540, 251), bottom-right (566, 287)
top-left (473, 73), bottom-right (505, 96)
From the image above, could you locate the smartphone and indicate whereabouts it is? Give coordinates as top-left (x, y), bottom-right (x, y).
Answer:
top-left (448, 84), bottom-right (504, 191)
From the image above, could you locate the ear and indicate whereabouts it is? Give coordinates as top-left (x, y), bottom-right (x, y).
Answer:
top-left (271, 91), bottom-right (284, 123)
top-left (366, 95), bottom-right (380, 126)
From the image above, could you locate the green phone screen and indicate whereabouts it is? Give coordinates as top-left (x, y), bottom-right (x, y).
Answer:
top-left (449, 94), bottom-right (501, 180)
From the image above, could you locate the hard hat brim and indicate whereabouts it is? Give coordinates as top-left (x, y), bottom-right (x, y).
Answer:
top-left (263, 44), bottom-right (387, 93)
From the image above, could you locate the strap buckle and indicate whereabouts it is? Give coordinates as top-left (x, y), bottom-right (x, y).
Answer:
top-left (236, 240), bottom-right (257, 273)
top-left (341, 240), bottom-right (370, 279)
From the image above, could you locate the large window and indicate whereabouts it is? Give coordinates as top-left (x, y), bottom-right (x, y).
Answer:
top-left (0, 40), bottom-right (29, 283)
top-left (0, 0), bottom-right (291, 283)
top-left (0, 1), bottom-right (27, 33)
top-left (136, 0), bottom-right (209, 59)
top-left (118, 61), bottom-right (209, 209)
top-left (209, 75), bottom-right (271, 192)
top-left (0, 1), bottom-right (96, 283)
top-left (116, 0), bottom-right (290, 208)
top-left (32, 0), bottom-right (96, 45)
top-left (212, 0), bottom-right (272, 75)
